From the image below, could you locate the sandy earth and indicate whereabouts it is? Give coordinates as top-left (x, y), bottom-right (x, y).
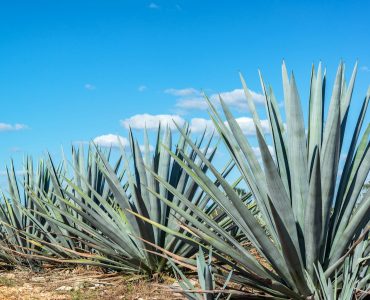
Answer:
top-left (0, 246), bottom-right (269, 299)
top-left (0, 267), bottom-right (184, 300)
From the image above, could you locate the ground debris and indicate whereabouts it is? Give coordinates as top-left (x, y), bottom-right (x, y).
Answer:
top-left (0, 267), bottom-right (184, 300)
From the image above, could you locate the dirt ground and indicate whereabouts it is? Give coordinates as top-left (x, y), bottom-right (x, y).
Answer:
top-left (0, 267), bottom-right (185, 300)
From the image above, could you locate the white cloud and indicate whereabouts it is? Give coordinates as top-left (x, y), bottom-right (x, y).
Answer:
top-left (138, 85), bottom-right (147, 92)
top-left (165, 88), bottom-right (199, 97)
top-left (189, 118), bottom-right (215, 133)
top-left (120, 113), bottom-right (269, 136)
top-left (213, 89), bottom-right (265, 108)
top-left (174, 88), bottom-right (265, 111)
top-left (148, 2), bottom-right (159, 9)
top-left (360, 66), bottom-right (369, 72)
top-left (93, 134), bottom-right (129, 148)
top-left (121, 114), bottom-right (185, 130)
top-left (0, 123), bottom-right (28, 132)
top-left (84, 83), bottom-right (96, 90)
top-left (187, 117), bottom-right (270, 136)
top-left (232, 117), bottom-right (270, 136)
top-left (77, 136), bottom-right (154, 152)
top-left (175, 97), bottom-right (209, 110)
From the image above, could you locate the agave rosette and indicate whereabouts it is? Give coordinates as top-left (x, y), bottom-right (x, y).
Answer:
top-left (12, 126), bottom-right (234, 273)
top-left (145, 62), bottom-right (369, 298)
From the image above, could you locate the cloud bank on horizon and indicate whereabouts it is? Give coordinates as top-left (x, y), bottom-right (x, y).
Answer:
top-left (164, 87), bottom-right (265, 111)
top-left (118, 113), bottom-right (270, 135)
top-left (91, 86), bottom-right (270, 147)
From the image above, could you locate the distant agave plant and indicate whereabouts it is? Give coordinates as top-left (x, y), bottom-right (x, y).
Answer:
top-left (0, 158), bottom-right (82, 268)
top-left (18, 126), bottom-right (233, 273)
top-left (146, 62), bottom-right (370, 298)
top-left (92, 127), bottom-right (234, 273)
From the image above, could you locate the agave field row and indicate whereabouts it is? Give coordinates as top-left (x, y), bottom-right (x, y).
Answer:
top-left (0, 62), bottom-right (369, 299)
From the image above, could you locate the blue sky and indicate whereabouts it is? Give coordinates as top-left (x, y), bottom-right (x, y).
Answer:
top-left (0, 0), bottom-right (369, 184)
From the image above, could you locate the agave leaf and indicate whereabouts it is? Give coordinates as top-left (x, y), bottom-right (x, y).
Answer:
top-left (168, 125), bottom-right (297, 288)
top-left (239, 72), bottom-right (265, 135)
top-left (265, 87), bottom-right (290, 194)
top-left (285, 72), bottom-right (308, 230)
top-left (158, 127), bottom-right (172, 242)
top-left (304, 147), bottom-right (322, 277)
top-left (218, 97), bottom-right (278, 242)
top-left (329, 168), bottom-right (370, 265)
top-left (268, 197), bottom-right (311, 295)
top-left (308, 63), bottom-right (324, 165)
top-left (255, 127), bottom-right (301, 256)
top-left (281, 61), bottom-right (290, 107)
top-left (333, 91), bottom-right (369, 235)
top-left (94, 145), bottom-right (142, 236)
top-left (146, 183), bottom-right (271, 279)
top-left (130, 131), bottom-right (152, 220)
top-left (320, 64), bottom-right (343, 259)
top-left (340, 62), bottom-right (358, 136)
top-left (333, 145), bottom-right (370, 241)
top-left (330, 124), bottom-right (370, 254)
top-left (206, 98), bottom-right (279, 243)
